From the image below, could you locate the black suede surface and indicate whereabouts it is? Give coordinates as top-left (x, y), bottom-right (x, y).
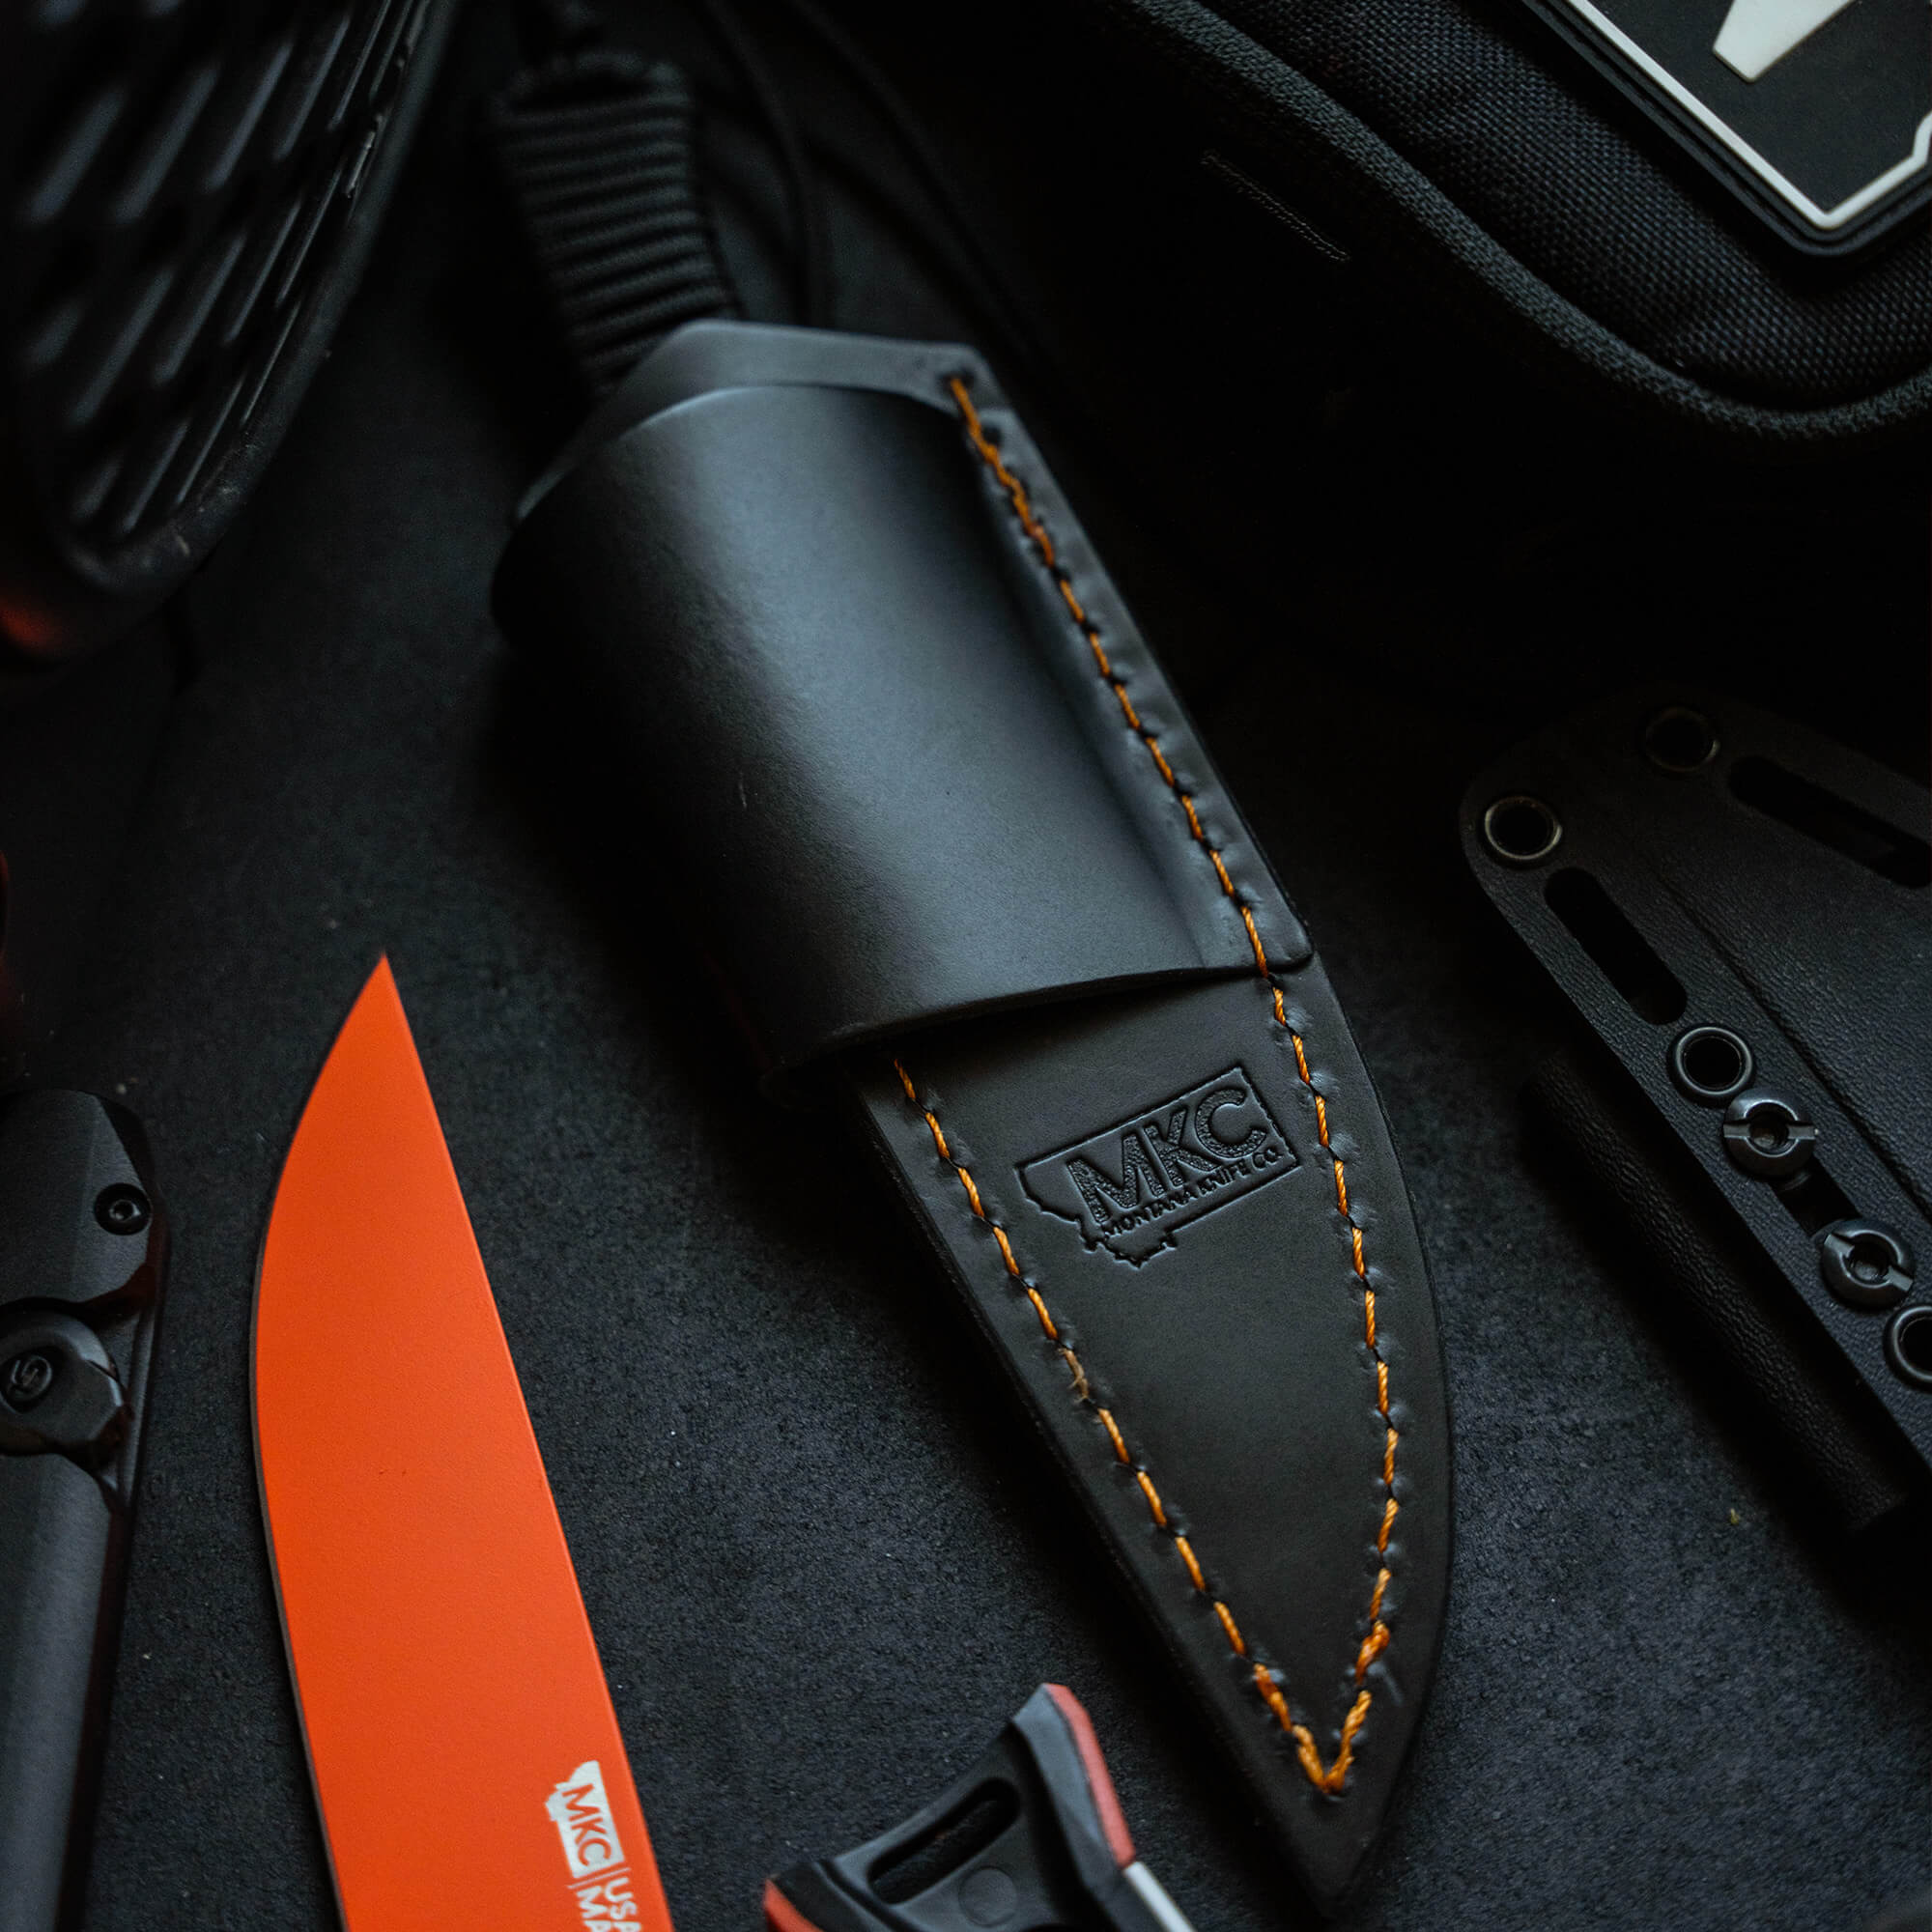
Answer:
top-left (32, 1), bottom-right (1930, 1927)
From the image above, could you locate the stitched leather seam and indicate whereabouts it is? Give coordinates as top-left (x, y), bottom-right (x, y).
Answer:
top-left (941, 379), bottom-right (1401, 1796)
top-left (948, 379), bottom-right (1272, 976)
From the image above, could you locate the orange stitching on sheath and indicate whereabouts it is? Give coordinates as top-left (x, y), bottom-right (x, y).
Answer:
top-left (1135, 1469), bottom-right (1169, 1525)
top-left (937, 380), bottom-right (1406, 1800)
top-left (1255, 1665), bottom-right (1293, 1728)
top-left (1214, 1601), bottom-right (1248, 1654)
top-left (950, 378), bottom-right (1268, 963)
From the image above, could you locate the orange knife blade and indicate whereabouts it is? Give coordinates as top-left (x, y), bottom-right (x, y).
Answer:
top-left (255, 956), bottom-right (674, 1932)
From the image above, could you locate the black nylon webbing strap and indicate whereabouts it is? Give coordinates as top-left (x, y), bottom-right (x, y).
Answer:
top-left (485, 52), bottom-right (740, 397)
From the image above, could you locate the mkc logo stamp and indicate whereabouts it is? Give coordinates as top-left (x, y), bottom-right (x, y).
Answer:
top-left (547, 1760), bottom-right (641, 1924)
top-left (546, 1760), bottom-right (624, 1881)
top-left (1020, 1066), bottom-right (1295, 1264)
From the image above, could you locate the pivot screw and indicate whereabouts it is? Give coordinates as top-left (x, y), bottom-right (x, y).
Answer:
top-left (95, 1183), bottom-right (151, 1235)
top-left (1721, 1090), bottom-right (1817, 1179)
top-left (1818, 1221), bottom-right (1915, 1311)
top-left (2, 1351), bottom-right (55, 1411)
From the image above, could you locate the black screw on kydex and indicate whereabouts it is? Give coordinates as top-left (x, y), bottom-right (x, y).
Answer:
top-left (2, 1350), bottom-right (55, 1409)
top-left (1818, 1221), bottom-right (1916, 1311)
top-left (1721, 1090), bottom-right (1817, 1179)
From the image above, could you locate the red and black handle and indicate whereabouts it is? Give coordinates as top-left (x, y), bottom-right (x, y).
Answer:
top-left (764, 1686), bottom-right (1194, 1932)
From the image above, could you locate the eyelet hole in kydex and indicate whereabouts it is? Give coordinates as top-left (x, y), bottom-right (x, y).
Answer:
top-left (1482, 794), bottom-right (1562, 867)
top-left (1669, 1025), bottom-right (1753, 1103)
top-left (1885, 1306), bottom-right (1932, 1389)
top-left (1886, 1306), bottom-right (1932, 1383)
top-left (1642, 705), bottom-right (1719, 775)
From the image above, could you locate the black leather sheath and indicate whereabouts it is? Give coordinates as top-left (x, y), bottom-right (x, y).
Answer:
top-left (496, 323), bottom-right (1452, 1909)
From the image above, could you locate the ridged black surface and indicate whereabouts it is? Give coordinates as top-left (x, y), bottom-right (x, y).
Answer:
top-left (486, 53), bottom-right (739, 396)
top-left (0, 0), bottom-right (454, 649)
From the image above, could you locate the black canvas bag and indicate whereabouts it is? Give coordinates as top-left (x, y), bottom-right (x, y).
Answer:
top-left (1076, 0), bottom-right (1932, 450)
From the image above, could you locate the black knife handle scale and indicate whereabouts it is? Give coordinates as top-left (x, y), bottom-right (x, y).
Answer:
top-left (0, 1092), bottom-right (166, 1932)
top-left (764, 1685), bottom-right (1193, 1932)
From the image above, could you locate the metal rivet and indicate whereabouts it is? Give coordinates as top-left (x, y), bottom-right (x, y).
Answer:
top-left (1818, 1220), bottom-right (1915, 1311)
top-left (1641, 705), bottom-right (1719, 775)
top-left (94, 1182), bottom-right (151, 1235)
top-left (1669, 1025), bottom-right (1753, 1104)
top-left (1720, 1090), bottom-right (1816, 1179)
top-left (1884, 1306), bottom-right (1932, 1389)
top-left (1481, 794), bottom-right (1562, 867)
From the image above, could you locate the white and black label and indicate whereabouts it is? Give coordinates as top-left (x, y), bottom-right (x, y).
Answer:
top-left (1526, 0), bottom-right (1930, 248)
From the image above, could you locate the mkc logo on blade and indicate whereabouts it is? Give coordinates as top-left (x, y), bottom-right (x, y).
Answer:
top-left (547, 1760), bottom-right (639, 1925)
top-left (1021, 1067), bottom-right (1295, 1263)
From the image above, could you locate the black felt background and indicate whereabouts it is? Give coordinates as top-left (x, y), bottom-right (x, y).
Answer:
top-left (35, 0), bottom-right (1930, 1926)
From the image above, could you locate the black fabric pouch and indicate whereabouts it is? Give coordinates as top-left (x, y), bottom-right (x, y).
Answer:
top-left (1075, 0), bottom-right (1932, 450)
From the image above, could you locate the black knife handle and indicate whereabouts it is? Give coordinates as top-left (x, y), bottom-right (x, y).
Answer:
top-left (0, 1092), bottom-right (166, 1932)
